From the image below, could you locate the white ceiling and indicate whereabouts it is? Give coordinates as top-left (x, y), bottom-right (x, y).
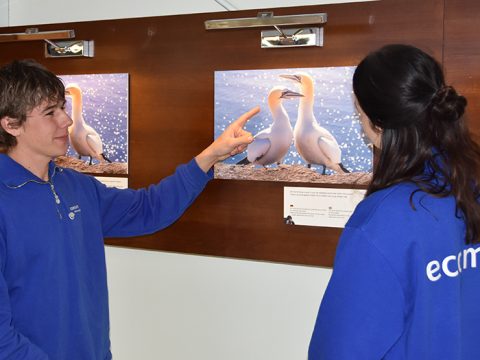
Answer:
top-left (216, 0), bottom-right (376, 11)
top-left (0, 0), bottom-right (377, 27)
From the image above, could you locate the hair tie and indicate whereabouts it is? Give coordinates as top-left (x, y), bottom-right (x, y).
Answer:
top-left (431, 86), bottom-right (449, 105)
top-left (430, 85), bottom-right (466, 123)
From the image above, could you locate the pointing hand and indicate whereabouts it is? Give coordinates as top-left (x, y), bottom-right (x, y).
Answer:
top-left (195, 106), bottom-right (260, 172)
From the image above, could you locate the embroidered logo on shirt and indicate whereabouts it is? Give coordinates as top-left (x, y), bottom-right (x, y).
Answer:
top-left (68, 204), bottom-right (81, 221)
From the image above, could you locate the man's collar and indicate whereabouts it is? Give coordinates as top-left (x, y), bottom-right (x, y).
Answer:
top-left (0, 153), bottom-right (58, 187)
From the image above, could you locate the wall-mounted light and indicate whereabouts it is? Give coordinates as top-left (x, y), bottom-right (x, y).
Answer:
top-left (205, 11), bottom-right (327, 48)
top-left (45, 40), bottom-right (94, 58)
top-left (261, 27), bottom-right (323, 48)
top-left (205, 11), bottom-right (327, 30)
top-left (0, 27), bottom-right (75, 43)
top-left (0, 27), bottom-right (94, 58)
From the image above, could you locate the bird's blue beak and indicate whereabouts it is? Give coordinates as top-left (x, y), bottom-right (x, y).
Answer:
top-left (281, 89), bottom-right (304, 99)
top-left (279, 74), bottom-right (302, 83)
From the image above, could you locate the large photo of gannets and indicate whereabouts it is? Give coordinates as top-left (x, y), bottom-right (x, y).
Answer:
top-left (214, 67), bottom-right (372, 185)
top-left (54, 73), bottom-right (129, 175)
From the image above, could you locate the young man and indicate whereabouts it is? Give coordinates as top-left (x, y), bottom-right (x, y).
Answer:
top-left (0, 59), bottom-right (259, 359)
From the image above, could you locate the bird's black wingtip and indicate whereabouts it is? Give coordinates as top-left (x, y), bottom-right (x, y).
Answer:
top-left (101, 153), bottom-right (112, 163)
top-left (236, 157), bottom-right (251, 165)
top-left (339, 163), bottom-right (350, 173)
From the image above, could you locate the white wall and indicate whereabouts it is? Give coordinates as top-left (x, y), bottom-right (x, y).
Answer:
top-left (0, 0), bottom-right (355, 359)
top-left (0, 0), bottom-right (7, 27)
top-left (106, 247), bottom-right (329, 360)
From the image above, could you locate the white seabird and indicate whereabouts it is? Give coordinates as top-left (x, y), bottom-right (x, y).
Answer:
top-left (238, 87), bottom-right (303, 166)
top-left (65, 83), bottom-right (111, 165)
top-left (280, 72), bottom-right (348, 174)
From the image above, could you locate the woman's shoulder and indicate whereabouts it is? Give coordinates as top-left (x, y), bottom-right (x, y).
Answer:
top-left (348, 183), bottom-right (416, 226)
top-left (347, 182), bottom-right (455, 232)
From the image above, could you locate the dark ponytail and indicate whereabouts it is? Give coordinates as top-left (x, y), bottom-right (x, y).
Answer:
top-left (430, 86), bottom-right (466, 124)
top-left (353, 44), bottom-right (480, 243)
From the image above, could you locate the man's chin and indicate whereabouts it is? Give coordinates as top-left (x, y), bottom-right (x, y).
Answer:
top-left (52, 150), bottom-right (68, 159)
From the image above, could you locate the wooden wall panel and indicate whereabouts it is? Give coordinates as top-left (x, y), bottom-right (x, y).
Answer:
top-left (444, 0), bottom-right (480, 141)
top-left (0, 0), bottom-right (444, 266)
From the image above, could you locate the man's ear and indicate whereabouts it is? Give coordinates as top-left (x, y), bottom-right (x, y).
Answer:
top-left (0, 116), bottom-right (22, 137)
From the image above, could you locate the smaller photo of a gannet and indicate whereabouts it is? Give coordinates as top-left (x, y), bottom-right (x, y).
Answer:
top-left (56, 73), bottom-right (129, 176)
top-left (214, 67), bottom-right (372, 185)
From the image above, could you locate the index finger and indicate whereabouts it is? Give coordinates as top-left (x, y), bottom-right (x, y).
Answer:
top-left (231, 106), bottom-right (261, 128)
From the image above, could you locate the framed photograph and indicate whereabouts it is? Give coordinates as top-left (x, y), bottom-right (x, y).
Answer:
top-left (214, 67), bottom-right (372, 185)
top-left (55, 73), bottom-right (129, 179)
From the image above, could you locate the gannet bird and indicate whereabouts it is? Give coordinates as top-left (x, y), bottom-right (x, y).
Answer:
top-left (280, 72), bottom-right (349, 174)
top-left (237, 87), bottom-right (303, 166)
top-left (65, 83), bottom-right (111, 165)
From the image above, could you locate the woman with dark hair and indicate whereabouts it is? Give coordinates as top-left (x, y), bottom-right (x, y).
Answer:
top-left (308, 44), bottom-right (480, 359)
